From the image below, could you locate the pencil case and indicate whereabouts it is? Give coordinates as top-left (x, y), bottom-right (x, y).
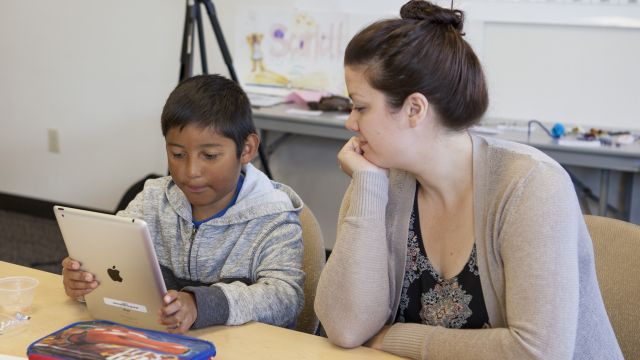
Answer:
top-left (27, 320), bottom-right (216, 359)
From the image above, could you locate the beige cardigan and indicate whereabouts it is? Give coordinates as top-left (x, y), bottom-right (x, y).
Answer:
top-left (315, 134), bottom-right (622, 359)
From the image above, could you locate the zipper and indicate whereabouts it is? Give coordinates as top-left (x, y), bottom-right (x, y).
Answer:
top-left (187, 227), bottom-right (197, 278)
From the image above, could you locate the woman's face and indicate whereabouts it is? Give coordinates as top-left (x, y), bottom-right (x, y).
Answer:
top-left (344, 66), bottom-right (409, 169)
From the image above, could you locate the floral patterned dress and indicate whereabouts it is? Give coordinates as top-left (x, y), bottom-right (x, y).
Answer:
top-left (395, 190), bottom-right (490, 329)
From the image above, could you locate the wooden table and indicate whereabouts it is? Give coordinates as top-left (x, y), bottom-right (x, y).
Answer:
top-left (0, 261), bottom-right (401, 359)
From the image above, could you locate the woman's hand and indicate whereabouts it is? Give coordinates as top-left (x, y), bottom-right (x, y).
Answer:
top-left (159, 290), bottom-right (198, 334)
top-left (61, 257), bottom-right (98, 300)
top-left (338, 137), bottom-right (388, 178)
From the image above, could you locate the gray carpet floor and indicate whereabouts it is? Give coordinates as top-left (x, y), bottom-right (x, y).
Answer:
top-left (0, 209), bottom-right (67, 274)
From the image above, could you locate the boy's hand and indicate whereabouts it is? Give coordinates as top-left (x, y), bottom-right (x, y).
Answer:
top-left (61, 257), bottom-right (99, 300)
top-left (159, 290), bottom-right (197, 334)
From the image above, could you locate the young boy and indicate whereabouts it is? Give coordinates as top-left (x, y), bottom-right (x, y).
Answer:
top-left (61, 74), bottom-right (305, 334)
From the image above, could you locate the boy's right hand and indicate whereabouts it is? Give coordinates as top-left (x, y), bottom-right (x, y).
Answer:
top-left (62, 257), bottom-right (99, 300)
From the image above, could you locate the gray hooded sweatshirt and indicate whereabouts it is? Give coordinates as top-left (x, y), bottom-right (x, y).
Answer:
top-left (117, 163), bottom-right (304, 329)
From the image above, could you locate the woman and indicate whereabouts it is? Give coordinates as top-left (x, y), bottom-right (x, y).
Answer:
top-left (314, 1), bottom-right (622, 359)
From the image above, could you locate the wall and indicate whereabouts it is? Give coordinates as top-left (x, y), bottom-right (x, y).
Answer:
top-left (0, 0), bottom-right (183, 211)
top-left (1, 0), bottom-right (639, 249)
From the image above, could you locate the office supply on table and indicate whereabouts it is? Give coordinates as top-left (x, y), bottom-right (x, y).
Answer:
top-left (285, 90), bottom-right (329, 107)
top-left (308, 95), bottom-right (352, 113)
top-left (0, 312), bottom-right (31, 336)
top-left (53, 206), bottom-right (167, 331)
top-left (27, 320), bottom-right (216, 359)
top-left (286, 108), bottom-right (323, 116)
top-left (558, 139), bottom-right (602, 148)
top-left (247, 92), bottom-right (288, 108)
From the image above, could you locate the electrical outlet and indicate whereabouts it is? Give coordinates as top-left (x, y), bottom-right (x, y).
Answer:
top-left (48, 129), bottom-right (60, 153)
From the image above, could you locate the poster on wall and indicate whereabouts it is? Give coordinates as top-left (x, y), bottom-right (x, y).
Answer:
top-left (234, 7), bottom-right (351, 96)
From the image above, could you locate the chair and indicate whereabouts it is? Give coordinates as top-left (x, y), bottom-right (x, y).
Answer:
top-left (585, 215), bottom-right (640, 359)
top-left (295, 206), bottom-right (326, 335)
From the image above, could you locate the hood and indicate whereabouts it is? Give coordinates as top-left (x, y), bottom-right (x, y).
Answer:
top-left (166, 163), bottom-right (303, 225)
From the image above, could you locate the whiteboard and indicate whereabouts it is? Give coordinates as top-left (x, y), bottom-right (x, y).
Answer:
top-left (457, 0), bottom-right (640, 129)
top-left (482, 22), bottom-right (640, 128)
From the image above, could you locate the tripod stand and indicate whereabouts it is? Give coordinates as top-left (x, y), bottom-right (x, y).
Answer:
top-left (179, 0), bottom-right (272, 179)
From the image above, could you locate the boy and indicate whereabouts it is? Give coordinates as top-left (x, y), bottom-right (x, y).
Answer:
top-left (62, 74), bottom-right (305, 334)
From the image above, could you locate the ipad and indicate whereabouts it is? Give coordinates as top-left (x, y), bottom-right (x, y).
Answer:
top-left (53, 206), bottom-right (167, 331)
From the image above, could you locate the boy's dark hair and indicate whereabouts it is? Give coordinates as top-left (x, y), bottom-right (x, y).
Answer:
top-left (161, 74), bottom-right (255, 157)
top-left (344, 0), bottom-right (488, 131)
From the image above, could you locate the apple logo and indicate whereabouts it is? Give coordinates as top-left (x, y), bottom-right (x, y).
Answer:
top-left (107, 266), bottom-right (123, 282)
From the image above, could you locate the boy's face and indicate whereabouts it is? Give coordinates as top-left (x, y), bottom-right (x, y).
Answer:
top-left (165, 124), bottom-right (249, 221)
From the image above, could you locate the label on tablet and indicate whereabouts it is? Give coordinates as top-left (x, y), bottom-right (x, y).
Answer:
top-left (104, 297), bottom-right (148, 313)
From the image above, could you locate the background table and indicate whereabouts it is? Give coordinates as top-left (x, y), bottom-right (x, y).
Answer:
top-left (253, 105), bottom-right (640, 223)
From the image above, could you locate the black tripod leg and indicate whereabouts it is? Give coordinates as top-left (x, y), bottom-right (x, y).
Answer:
top-left (194, 3), bottom-right (208, 75)
top-left (179, 0), bottom-right (196, 81)
top-left (200, 0), bottom-right (238, 82)
top-left (199, 0), bottom-right (273, 178)
top-left (258, 141), bottom-right (273, 179)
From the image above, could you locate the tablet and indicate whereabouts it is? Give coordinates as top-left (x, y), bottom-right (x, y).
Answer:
top-left (53, 206), bottom-right (167, 331)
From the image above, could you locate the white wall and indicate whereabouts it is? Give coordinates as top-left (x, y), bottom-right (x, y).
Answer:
top-left (0, 0), bottom-right (184, 211)
top-left (2, 0), bottom-right (639, 248)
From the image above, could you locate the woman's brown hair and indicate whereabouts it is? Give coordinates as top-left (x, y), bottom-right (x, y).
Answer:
top-left (344, 0), bottom-right (488, 131)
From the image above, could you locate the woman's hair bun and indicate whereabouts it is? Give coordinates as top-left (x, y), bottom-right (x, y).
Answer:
top-left (400, 0), bottom-right (464, 33)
